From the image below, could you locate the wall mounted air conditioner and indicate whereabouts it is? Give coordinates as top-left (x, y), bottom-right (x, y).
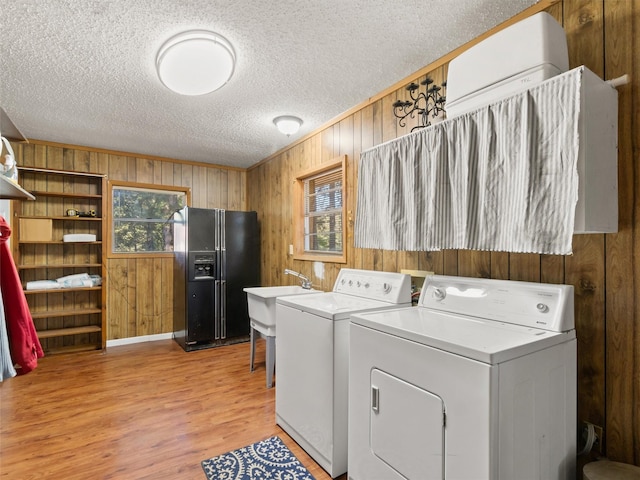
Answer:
top-left (445, 12), bottom-right (618, 234)
top-left (446, 12), bottom-right (569, 118)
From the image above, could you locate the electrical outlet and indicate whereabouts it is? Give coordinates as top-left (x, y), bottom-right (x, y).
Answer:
top-left (593, 424), bottom-right (604, 455)
top-left (581, 421), bottom-right (604, 455)
top-left (400, 269), bottom-right (434, 291)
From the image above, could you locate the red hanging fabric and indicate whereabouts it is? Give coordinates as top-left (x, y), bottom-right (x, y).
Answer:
top-left (0, 216), bottom-right (44, 374)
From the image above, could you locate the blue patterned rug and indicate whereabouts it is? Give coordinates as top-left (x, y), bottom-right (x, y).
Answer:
top-left (201, 436), bottom-right (316, 480)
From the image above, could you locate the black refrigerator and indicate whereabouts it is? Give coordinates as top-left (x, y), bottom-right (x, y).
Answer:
top-left (173, 206), bottom-right (260, 351)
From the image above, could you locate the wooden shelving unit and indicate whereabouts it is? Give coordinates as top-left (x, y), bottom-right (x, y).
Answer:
top-left (29, 191), bottom-right (102, 199)
top-left (14, 166), bottom-right (107, 354)
top-left (19, 241), bottom-right (103, 245)
top-left (19, 263), bottom-right (102, 269)
top-left (24, 286), bottom-right (102, 295)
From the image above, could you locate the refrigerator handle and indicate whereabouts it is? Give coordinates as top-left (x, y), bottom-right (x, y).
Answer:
top-left (214, 280), bottom-right (221, 339)
top-left (222, 249), bottom-right (227, 280)
top-left (215, 209), bottom-right (221, 251)
top-left (220, 209), bottom-right (226, 251)
top-left (221, 280), bottom-right (227, 339)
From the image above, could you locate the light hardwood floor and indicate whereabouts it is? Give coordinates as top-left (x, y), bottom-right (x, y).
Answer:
top-left (1, 339), bottom-right (348, 480)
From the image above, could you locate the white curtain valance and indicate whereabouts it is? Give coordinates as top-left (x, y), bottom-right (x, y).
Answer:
top-left (354, 67), bottom-right (583, 255)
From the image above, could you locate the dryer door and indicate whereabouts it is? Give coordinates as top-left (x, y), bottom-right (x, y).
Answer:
top-left (371, 369), bottom-right (445, 480)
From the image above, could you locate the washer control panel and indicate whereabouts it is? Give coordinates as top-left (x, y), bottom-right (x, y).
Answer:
top-left (420, 275), bottom-right (574, 332)
top-left (333, 269), bottom-right (411, 304)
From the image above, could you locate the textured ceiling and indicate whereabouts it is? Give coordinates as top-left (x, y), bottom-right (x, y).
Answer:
top-left (0, 0), bottom-right (537, 168)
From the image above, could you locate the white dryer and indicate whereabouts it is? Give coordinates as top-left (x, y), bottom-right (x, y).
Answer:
top-left (349, 275), bottom-right (577, 480)
top-left (275, 269), bottom-right (411, 478)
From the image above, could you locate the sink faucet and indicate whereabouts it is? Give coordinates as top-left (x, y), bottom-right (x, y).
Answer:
top-left (284, 269), bottom-right (312, 289)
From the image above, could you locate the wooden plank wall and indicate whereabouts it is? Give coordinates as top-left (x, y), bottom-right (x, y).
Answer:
top-left (12, 141), bottom-right (247, 341)
top-left (246, 0), bottom-right (639, 468)
top-left (6, 0), bottom-right (637, 469)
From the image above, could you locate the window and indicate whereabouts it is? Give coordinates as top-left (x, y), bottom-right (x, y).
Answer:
top-left (109, 182), bottom-right (190, 256)
top-left (293, 156), bottom-right (347, 263)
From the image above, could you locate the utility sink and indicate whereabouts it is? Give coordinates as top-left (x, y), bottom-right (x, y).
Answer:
top-left (243, 286), bottom-right (320, 336)
top-left (244, 285), bottom-right (323, 388)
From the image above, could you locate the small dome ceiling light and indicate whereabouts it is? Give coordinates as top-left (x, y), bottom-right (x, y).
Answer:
top-left (156, 30), bottom-right (236, 96)
top-left (273, 116), bottom-right (303, 136)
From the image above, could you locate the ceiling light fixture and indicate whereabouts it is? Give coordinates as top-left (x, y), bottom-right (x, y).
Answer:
top-left (156, 30), bottom-right (236, 96)
top-left (273, 116), bottom-right (303, 136)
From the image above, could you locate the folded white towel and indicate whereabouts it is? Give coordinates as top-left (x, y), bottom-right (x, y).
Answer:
top-left (27, 274), bottom-right (103, 290)
top-left (56, 273), bottom-right (92, 288)
top-left (63, 234), bottom-right (96, 242)
top-left (26, 280), bottom-right (61, 291)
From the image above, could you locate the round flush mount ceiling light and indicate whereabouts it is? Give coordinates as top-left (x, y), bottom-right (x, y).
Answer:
top-left (156, 30), bottom-right (236, 96)
top-left (273, 115), bottom-right (303, 136)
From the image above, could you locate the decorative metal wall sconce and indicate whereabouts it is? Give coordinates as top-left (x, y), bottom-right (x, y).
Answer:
top-left (392, 78), bottom-right (446, 131)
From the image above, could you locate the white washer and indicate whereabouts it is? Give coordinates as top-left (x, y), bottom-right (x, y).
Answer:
top-left (349, 275), bottom-right (577, 480)
top-left (276, 269), bottom-right (411, 478)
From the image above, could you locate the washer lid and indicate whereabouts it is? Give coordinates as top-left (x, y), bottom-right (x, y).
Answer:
top-left (277, 292), bottom-right (411, 320)
top-left (350, 307), bottom-right (576, 364)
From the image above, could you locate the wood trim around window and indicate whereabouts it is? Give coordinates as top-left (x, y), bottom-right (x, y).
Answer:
top-left (106, 180), bottom-right (191, 259)
top-left (293, 155), bottom-right (347, 264)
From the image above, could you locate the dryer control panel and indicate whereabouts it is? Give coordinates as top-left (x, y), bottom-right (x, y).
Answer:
top-left (420, 275), bottom-right (574, 332)
top-left (333, 269), bottom-right (411, 304)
